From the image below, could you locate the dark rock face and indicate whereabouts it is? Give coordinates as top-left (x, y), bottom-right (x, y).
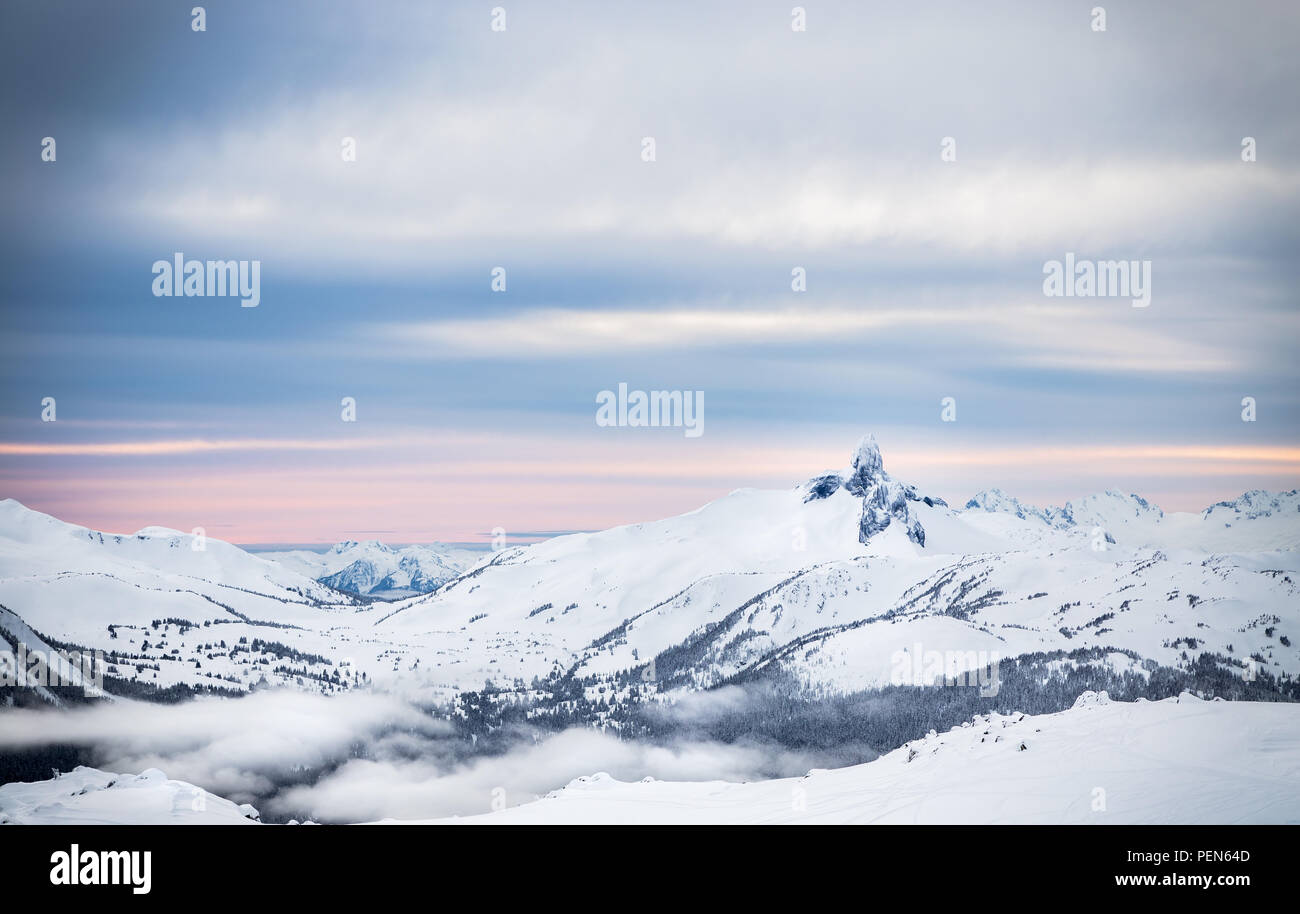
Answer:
top-left (320, 559), bottom-right (380, 594)
top-left (799, 435), bottom-right (943, 547)
top-left (843, 437), bottom-right (885, 496)
top-left (803, 474), bottom-right (843, 502)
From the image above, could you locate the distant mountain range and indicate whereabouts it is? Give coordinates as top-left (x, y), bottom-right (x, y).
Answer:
top-left (256, 540), bottom-right (483, 599)
top-left (0, 434), bottom-right (1296, 707)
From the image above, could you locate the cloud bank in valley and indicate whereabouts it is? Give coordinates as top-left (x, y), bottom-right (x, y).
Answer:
top-left (0, 688), bottom-right (859, 822)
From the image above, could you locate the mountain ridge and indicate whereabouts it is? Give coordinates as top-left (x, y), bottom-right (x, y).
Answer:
top-left (1, 436), bottom-right (1297, 704)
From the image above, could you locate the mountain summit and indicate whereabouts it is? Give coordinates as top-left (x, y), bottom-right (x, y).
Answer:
top-left (802, 435), bottom-right (947, 547)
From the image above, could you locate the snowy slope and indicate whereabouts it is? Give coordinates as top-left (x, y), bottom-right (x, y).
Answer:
top-left (0, 498), bottom-right (349, 635)
top-left (0, 499), bottom-right (380, 696)
top-left (0, 766), bottom-right (260, 825)
top-left (402, 693), bottom-right (1300, 824)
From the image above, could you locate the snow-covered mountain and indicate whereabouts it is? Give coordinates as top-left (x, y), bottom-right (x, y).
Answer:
top-left (0, 497), bottom-right (350, 639)
top-left (0, 498), bottom-right (369, 700)
top-left (966, 483), bottom-right (1298, 551)
top-left (366, 436), bottom-right (1298, 695)
top-left (0, 435), bottom-right (1297, 705)
top-left (801, 434), bottom-right (948, 546)
top-left (1203, 489), bottom-right (1300, 524)
top-left (395, 692), bottom-right (1300, 825)
top-left (964, 486), bottom-right (1165, 537)
top-left (257, 540), bottom-right (482, 599)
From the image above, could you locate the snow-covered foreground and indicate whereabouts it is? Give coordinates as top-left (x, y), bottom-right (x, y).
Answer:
top-left (0, 767), bottom-right (261, 825)
top-left (384, 693), bottom-right (1300, 825)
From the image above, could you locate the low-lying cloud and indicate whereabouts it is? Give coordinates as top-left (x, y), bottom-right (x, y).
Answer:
top-left (0, 688), bottom-right (851, 822)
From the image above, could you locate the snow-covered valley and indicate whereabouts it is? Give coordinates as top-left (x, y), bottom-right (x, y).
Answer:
top-left (3, 691), bottom-right (1294, 825)
top-left (407, 692), bottom-right (1300, 825)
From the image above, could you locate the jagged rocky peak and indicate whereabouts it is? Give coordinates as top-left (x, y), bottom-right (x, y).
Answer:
top-left (845, 434), bottom-right (885, 492)
top-left (802, 434), bottom-right (946, 547)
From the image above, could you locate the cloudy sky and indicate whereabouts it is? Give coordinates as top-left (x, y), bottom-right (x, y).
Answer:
top-left (1, 0), bottom-right (1297, 543)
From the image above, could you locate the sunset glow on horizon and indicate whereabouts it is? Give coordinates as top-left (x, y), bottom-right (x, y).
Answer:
top-left (2, 2), bottom-right (1296, 547)
top-left (3, 431), bottom-right (1298, 544)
